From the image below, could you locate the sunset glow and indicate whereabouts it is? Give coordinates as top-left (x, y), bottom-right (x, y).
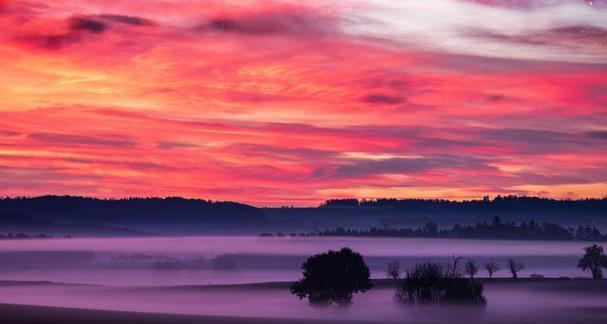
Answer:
top-left (0, 0), bottom-right (606, 205)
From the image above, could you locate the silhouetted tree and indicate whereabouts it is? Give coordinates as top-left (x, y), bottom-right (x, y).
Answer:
top-left (484, 259), bottom-right (500, 279)
top-left (386, 260), bottom-right (401, 280)
top-left (507, 258), bottom-right (524, 279)
top-left (464, 259), bottom-right (479, 279)
top-left (491, 216), bottom-right (502, 226)
top-left (578, 244), bottom-right (607, 279)
top-left (423, 222), bottom-right (439, 236)
top-left (291, 248), bottom-right (373, 305)
top-left (446, 256), bottom-right (463, 278)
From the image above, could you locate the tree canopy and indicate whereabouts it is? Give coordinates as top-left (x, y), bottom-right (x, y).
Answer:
top-left (578, 244), bottom-right (607, 279)
top-left (290, 248), bottom-right (373, 305)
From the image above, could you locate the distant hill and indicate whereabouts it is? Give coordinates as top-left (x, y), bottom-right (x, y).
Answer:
top-left (2, 195), bottom-right (606, 236)
top-left (0, 210), bottom-right (151, 237)
top-left (0, 212), bottom-right (50, 226)
top-left (0, 196), bottom-right (267, 227)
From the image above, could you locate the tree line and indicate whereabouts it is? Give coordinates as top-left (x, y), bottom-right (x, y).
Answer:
top-left (313, 217), bottom-right (607, 241)
top-left (0, 233), bottom-right (68, 239)
top-left (320, 196), bottom-right (607, 212)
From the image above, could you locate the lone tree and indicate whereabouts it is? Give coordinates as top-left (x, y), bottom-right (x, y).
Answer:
top-left (386, 260), bottom-right (401, 280)
top-left (446, 255), bottom-right (463, 278)
top-left (578, 244), bottom-right (607, 279)
top-left (464, 259), bottom-right (479, 279)
top-left (484, 259), bottom-right (500, 279)
top-left (291, 247), bottom-right (373, 305)
top-left (507, 258), bottom-right (525, 279)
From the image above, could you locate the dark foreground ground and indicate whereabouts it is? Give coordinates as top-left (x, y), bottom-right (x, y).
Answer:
top-left (0, 304), bottom-right (383, 324)
top-left (1, 279), bottom-right (606, 324)
top-left (1, 302), bottom-right (606, 324)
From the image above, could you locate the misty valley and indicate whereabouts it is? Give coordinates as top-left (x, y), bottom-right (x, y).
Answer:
top-left (0, 236), bottom-right (606, 323)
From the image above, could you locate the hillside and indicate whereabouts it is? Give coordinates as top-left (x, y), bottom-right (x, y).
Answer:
top-left (0, 196), bottom-right (267, 234)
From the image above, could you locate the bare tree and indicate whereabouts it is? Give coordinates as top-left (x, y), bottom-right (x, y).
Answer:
top-left (507, 258), bottom-right (525, 279)
top-left (446, 255), bottom-right (463, 278)
top-left (386, 260), bottom-right (401, 280)
top-left (464, 259), bottom-right (479, 279)
top-left (484, 259), bottom-right (500, 279)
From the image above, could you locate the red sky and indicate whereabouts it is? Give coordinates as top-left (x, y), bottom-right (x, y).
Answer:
top-left (0, 0), bottom-right (606, 206)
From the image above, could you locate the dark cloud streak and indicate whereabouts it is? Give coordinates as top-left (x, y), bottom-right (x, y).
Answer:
top-left (97, 14), bottom-right (155, 26)
top-left (70, 17), bottom-right (108, 34)
top-left (363, 94), bottom-right (405, 105)
top-left (16, 33), bottom-right (80, 50)
top-left (196, 10), bottom-right (334, 36)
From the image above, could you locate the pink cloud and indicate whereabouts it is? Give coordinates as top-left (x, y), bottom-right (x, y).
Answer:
top-left (0, 1), bottom-right (605, 205)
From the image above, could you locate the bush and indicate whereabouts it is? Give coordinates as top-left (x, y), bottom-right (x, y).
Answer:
top-left (396, 261), bottom-right (486, 305)
top-left (396, 262), bottom-right (443, 304)
top-left (442, 278), bottom-right (485, 304)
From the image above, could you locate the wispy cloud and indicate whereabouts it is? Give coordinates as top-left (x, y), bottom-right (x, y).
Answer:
top-left (0, 0), bottom-right (605, 205)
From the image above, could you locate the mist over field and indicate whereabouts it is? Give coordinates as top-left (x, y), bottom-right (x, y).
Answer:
top-left (0, 236), bottom-right (595, 285)
top-left (0, 236), bottom-right (606, 323)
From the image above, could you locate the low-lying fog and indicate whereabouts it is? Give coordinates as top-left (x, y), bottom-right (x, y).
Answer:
top-left (0, 280), bottom-right (605, 323)
top-left (0, 236), bottom-right (593, 285)
top-left (0, 236), bottom-right (604, 322)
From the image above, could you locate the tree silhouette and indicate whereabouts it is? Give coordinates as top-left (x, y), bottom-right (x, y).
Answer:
top-left (386, 260), bottom-right (401, 280)
top-left (423, 222), bottom-right (439, 236)
top-left (507, 258), bottom-right (524, 279)
top-left (578, 244), bottom-right (607, 279)
top-left (290, 248), bottom-right (373, 305)
top-left (464, 259), bottom-right (479, 279)
top-left (446, 256), bottom-right (463, 278)
top-left (484, 259), bottom-right (500, 279)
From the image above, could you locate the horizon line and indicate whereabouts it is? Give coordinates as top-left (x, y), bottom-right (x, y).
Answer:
top-left (2, 193), bottom-right (606, 208)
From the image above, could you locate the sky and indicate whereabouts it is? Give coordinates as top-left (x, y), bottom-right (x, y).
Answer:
top-left (0, 0), bottom-right (606, 206)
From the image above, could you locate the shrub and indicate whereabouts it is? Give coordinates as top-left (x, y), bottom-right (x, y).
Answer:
top-left (396, 261), bottom-right (486, 305)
